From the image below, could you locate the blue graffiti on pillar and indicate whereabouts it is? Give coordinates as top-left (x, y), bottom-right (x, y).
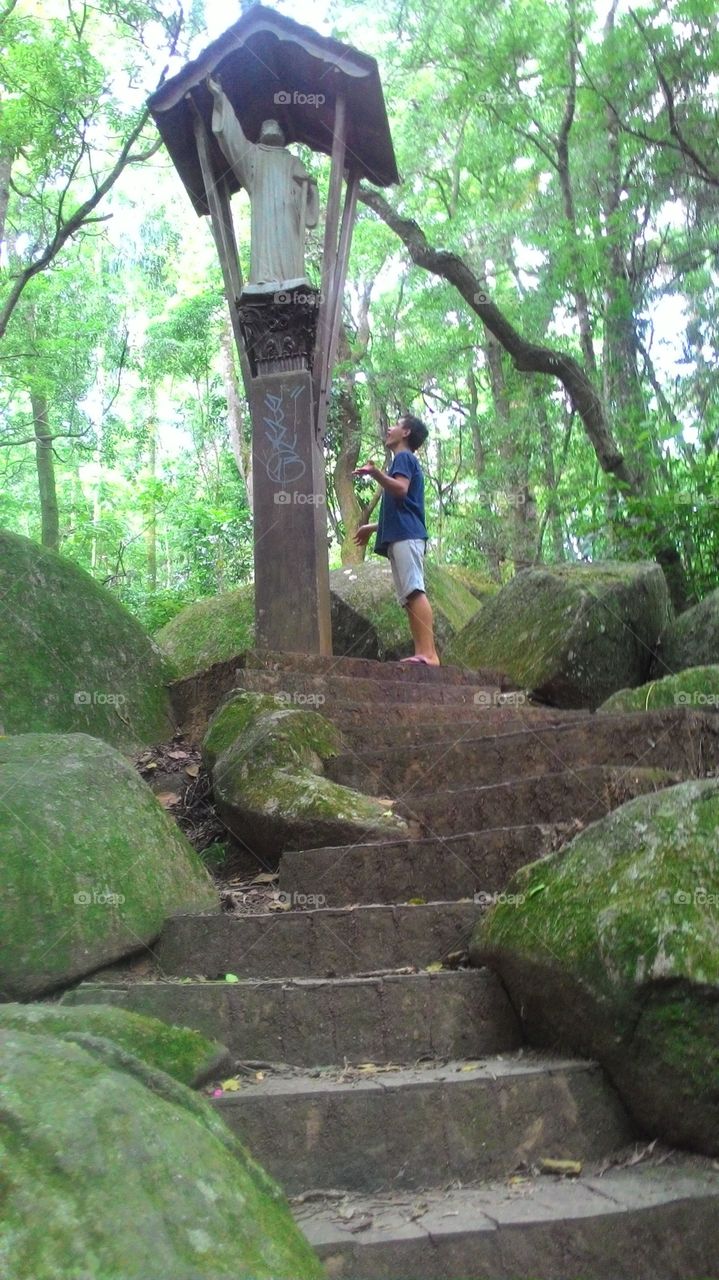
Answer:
top-left (263, 385), bottom-right (307, 483)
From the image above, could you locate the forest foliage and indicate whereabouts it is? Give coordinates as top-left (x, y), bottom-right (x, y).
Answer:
top-left (1, 0), bottom-right (717, 629)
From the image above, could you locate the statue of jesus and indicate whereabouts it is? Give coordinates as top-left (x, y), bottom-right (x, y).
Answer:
top-left (208, 78), bottom-right (319, 294)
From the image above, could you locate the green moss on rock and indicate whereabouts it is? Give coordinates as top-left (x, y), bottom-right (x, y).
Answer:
top-left (330, 561), bottom-right (480, 660)
top-left (0, 529), bottom-right (175, 750)
top-left (445, 560), bottom-right (672, 708)
top-left (599, 665), bottom-right (719, 714)
top-left (0, 1003), bottom-right (231, 1088)
top-left (471, 779), bottom-right (719, 1153)
top-left (203, 691), bottom-right (407, 859)
top-left (0, 733), bottom-right (217, 999)
top-left (0, 1029), bottom-right (325, 1279)
top-left (155, 584), bottom-right (255, 680)
top-left (652, 587), bottom-right (719, 676)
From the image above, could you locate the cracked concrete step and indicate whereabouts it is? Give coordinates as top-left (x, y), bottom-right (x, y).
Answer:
top-left (234, 668), bottom-right (511, 706)
top-left (399, 766), bottom-right (682, 837)
top-left (296, 1163), bottom-right (719, 1279)
top-left (62, 968), bottom-right (521, 1065)
top-left (212, 1054), bottom-right (634, 1195)
top-left (327, 709), bottom-right (719, 795)
top-left (244, 649), bottom-right (511, 687)
top-left (153, 901), bottom-right (478, 979)
top-left (279, 825), bottom-right (566, 907)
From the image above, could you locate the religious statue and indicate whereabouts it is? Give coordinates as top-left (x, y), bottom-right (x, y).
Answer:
top-left (207, 78), bottom-right (319, 294)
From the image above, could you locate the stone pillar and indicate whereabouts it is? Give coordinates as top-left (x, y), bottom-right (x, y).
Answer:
top-left (239, 291), bottom-right (332, 655)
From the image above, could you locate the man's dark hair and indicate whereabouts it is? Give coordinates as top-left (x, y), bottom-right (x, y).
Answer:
top-left (399, 413), bottom-right (429, 452)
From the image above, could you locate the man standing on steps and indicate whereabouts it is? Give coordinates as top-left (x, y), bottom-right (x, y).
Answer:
top-left (353, 414), bottom-right (440, 666)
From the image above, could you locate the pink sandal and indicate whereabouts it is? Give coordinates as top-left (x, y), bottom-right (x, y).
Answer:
top-left (399, 655), bottom-right (431, 665)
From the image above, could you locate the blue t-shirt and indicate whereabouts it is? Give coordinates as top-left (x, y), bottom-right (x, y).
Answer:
top-left (374, 451), bottom-right (428, 557)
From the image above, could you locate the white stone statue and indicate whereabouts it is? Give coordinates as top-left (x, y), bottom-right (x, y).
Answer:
top-left (207, 78), bottom-right (319, 294)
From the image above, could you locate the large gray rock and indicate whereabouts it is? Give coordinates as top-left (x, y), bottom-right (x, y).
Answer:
top-left (0, 732), bottom-right (217, 999)
top-left (203, 690), bottom-right (408, 860)
top-left (470, 779), bottom-right (719, 1155)
top-left (445, 560), bottom-right (672, 708)
top-left (652, 587), bottom-right (719, 677)
top-left (0, 1028), bottom-right (325, 1279)
top-left (154, 563), bottom-right (480, 676)
top-left (0, 528), bottom-right (175, 749)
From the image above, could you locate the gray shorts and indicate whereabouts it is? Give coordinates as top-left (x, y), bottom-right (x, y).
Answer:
top-left (387, 538), bottom-right (427, 606)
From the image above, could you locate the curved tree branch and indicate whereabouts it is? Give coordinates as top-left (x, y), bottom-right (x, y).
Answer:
top-left (358, 185), bottom-right (637, 492)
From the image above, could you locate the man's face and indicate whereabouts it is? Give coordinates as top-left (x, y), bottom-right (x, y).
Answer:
top-left (385, 418), bottom-right (410, 447)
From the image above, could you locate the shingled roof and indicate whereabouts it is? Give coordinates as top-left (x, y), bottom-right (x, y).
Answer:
top-left (148, 4), bottom-right (399, 215)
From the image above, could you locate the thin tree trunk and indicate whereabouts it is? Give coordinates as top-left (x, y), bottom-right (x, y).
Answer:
top-left (221, 319), bottom-right (253, 510)
top-left (145, 415), bottom-right (157, 591)
top-left (30, 391), bottom-right (59, 550)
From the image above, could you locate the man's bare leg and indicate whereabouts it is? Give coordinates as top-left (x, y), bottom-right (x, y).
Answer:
top-left (405, 591), bottom-right (440, 664)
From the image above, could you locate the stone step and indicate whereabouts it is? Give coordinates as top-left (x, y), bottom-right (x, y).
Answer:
top-left (296, 1164), bottom-right (719, 1279)
top-left (212, 1054), bottom-right (633, 1195)
top-left (153, 902), bottom-right (478, 979)
top-left (336, 708), bottom-right (589, 752)
top-left (245, 648), bottom-right (509, 687)
top-left (62, 968), bottom-right (521, 1065)
top-left (279, 825), bottom-right (565, 907)
top-left (327, 709), bottom-right (719, 796)
top-left (399, 766), bottom-right (681, 838)
top-left (234, 668), bottom-right (510, 706)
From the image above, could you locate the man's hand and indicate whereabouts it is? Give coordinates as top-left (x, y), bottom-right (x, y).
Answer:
top-left (353, 461), bottom-right (377, 477)
top-left (353, 524), bottom-right (376, 547)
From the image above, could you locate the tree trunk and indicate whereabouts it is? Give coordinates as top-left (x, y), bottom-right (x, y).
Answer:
top-left (30, 391), bottom-right (59, 550)
top-left (333, 371), bottom-right (365, 564)
top-left (145, 415), bottom-right (157, 591)
top-left (221, 318), bottom-right (253, 510)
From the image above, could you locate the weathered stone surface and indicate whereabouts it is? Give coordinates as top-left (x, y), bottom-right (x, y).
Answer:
top-left (0, 1002), bottom-right (231, 1088)
top-left (0, 732), bottom-right (217, 999)
top-left (599, 665), bottom-right (719, 714)
top-left (652, 587), bottom-right (719, 676)
top-left (154, 901), bottom-right (478, 978)
top-left (299, 1167), bottom-right (719, 1279)
top-left (0, 1028), bottom-right (324, 1279)
top-left (155, 584), bottom-right (255, 679)
top-left (213, 1055), bottom-right (632, 1193)
top-left (63, 969), bottom-right (522, 1065)
top-left (443, 563), bottom-right (499, 603)
top-left (202, 690), bottom-right (407, 859)
top-left (0, 528), bottom-right (174, 748)
top-left (330, 560), bottom-right (479, 660)
top-left (445, 561), bottom-right (672, 708)
top-left (470, 779), bottom-right (719, 1155)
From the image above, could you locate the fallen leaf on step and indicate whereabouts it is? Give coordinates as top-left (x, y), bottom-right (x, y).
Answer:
top-left (167, 749), bottom-right (190, 760)
top-left (425, 961), bottom-right (444, 972)
top-left (345, 1216), bottom-right (373, 1233)
top-left (407, 897), bottom-right (426, 905)
top-left (156, 791), bottom-right (182, 808)
top-left (184, 764), bottom-right (200, 778)
top-left (459, 1062), bottom-right (483, 1072)
top-left (224, 973), bottom-right (240, 983)
top-left (356, 1063), bottom-right (378, 1074)
top-left (251, 873), bottom-right (279, 884)
top-left (267, 897), bottom-right (291, 911)
top-left (141, 760), bottom-right (157, 770)
top-left (220, 1078), bottom-right (241, 1092)
top-left (538, 1158), bottom-right (582, 1176)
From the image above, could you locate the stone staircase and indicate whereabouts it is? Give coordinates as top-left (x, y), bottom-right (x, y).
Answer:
top-left (64, 650), bottom-right (719, 1278)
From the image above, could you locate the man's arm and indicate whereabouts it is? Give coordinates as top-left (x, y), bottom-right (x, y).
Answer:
top-left (353, 461), bottom-right (410, 500)
top-left (353, 522), bottom-right (378, 547)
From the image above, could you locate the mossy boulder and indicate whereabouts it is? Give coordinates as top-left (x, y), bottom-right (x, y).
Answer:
top-left (330, 560), bottom-right (479, 660)
top-left (0, 1028), bottom-right (325, 1279)
top-left (445, 560), bottom-right (672, 708)
top-left (155, 565), bottom-right (480, 676)
top-left (0, 528), bottom-right (175, 750)
top-left (652, 587), bottom-right (719, 677)
top-left (155, 583), bottom-right (255, 679)
top-left (0, 732), bottom-right (217, 999)
top-left (470, 779), bottom-right (719, 1154)
top-left (599, 665), bottom-right (719, 715)
top-left (443, 564), bottom-right (499, 604)
top-left (0, 1003), bottom-right (231, 1088)
top-left (203, 690), bottom-right (408, 859)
